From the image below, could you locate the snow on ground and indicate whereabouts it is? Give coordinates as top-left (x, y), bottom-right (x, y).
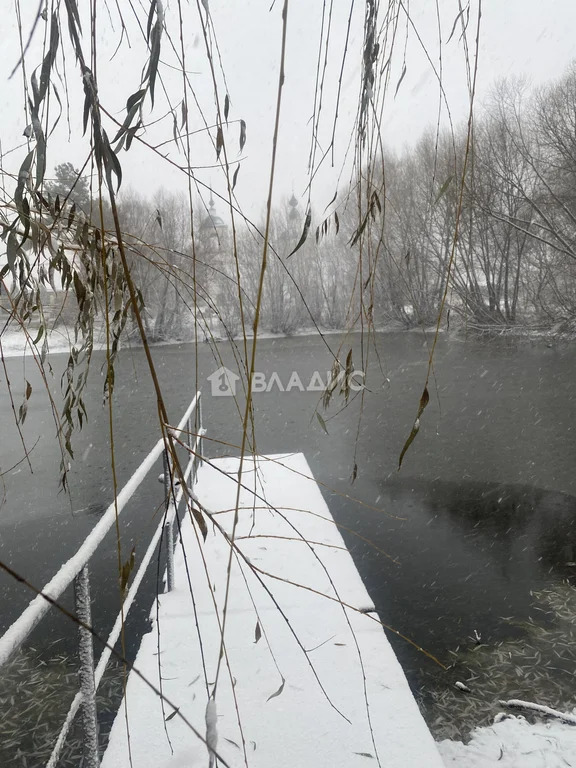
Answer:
top-left (101, 452), bottom-right (445, 768)
top-left (0, 323), bottom-right (439, 359)
top-left (438, 714), bottom-right (576, 767)
top-left (0, 328), bottom-right (78, 357)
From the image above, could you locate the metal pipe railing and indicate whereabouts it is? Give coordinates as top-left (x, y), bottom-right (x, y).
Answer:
top-left (0, 392), bottom-right (204, 767)
top-left (0, 393), bottom-right (200, 669)
top-left (45, 429), bottom-right (204, 768)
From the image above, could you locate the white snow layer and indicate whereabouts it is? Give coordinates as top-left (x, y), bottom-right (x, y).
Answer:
top-left (438, 714), bottom-right (576, 767)
top-left (101, 452), bottom-right (445, 768)
top-left (0, 329), bottom-right (64, 357)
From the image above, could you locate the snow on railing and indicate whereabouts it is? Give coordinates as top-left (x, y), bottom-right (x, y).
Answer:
top-left (0, 392), bottom-right (205, 768)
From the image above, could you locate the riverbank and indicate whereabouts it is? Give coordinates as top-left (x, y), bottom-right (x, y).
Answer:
top-left (439, 712), bottom-right (576, 766)
top-left (3, 316), bottom-right (574, 361)
top-left (0, 322), bottom-right (416, 357)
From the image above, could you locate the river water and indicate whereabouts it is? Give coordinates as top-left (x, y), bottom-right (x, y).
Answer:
top-left (1, 331), bottom-right (576, 742)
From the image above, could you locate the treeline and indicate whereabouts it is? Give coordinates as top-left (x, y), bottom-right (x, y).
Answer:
top-left (115, 63), bottom-right (576, 342)
top-left (109, 191), bottom-right (357, 342)
top-left (42, 63), bottom-right (576, 342)
top-left (370, 63), bottom-right (576, 331)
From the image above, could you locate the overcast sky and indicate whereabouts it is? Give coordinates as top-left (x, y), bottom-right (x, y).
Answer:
top-left (2, 1), bottom-right (576, 224)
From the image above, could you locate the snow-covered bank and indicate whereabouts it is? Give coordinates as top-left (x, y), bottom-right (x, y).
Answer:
top-left (438, 713), bottom-right (576, 767)
top-left (0, 323), bottom-right (438, 358)
top-left (101, 453), bottom-right (445, 768)
top-left (0, 328), bottom-right (78, 357)
top-left (0, 327), bottom-right (112, 358)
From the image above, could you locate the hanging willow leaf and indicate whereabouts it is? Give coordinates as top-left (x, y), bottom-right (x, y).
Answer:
top-left (82, 88), bottom-right (91, 136)
top-left (120, 547), bottom-right (136, 595)
top-left (146, 3), bottom-right (163, 108)
top-left (434, 175), bottom-right (454, 206)
top-left (73, 271), bottom-right (87, 310)
top-left (169, 111), bottom-right (179, 151)
top-left (65, 0), bottom-right (82, 33)
top-left (18, 400), bottom-right (28, 425)
top-left (224, 738), bottom-right (240, 749)
top-left (37, 12), bottom-right (59, 108)
top-left (49, 82), bottom-right (64, 139)
top-left (19, 197), bottom-right (31, 247)
top-left (104, 135), bottom-right (122, 190)
top-left (104, 361), bottom-right (115, 401)
top-left (239, 119), bottom-right (246, 152)
top-left (266, 677), bottom-right (285, 702)
top-left (25, 104), bottom-right (47, 191)
top-left (345, 348), bottom-right (353, 373)
top-left (323, 189), bottom-right (338, 213)
top-left (349, 210), bottom-right (369, 248)
top-left (125, 122), bottom-right (141, 152)
top-left (254, 621), bottom-right (261, 643)
top-left (216, 126), bottom-right (224, 160)
top-left (67, 203), bottom-right (76, 229)
top-left (146, 0), bottom-right (158, 41)
top-left (224, 94), bottom-right (230, 122)
top-left (15, 150), bottom-right (34, 213)
top-left (447, 3), bottom-right (469, 44)
top-left (192, 504), bottom-right (208, 540)
top-left (287, 205), bottom-right (311, 258)
top-left (418, 385), bottom-right (430, 414)
top-left (394, 62), bottom-right (407, 97)
top-left (316, 411), bottom-right (329, 434)
top-left (398, 385), bottom-right (430, 469)
top-left (232, 164), bottom-right (240, 191)
top-left (350, 463), bottom-right (358, 484)
top-left (398, 420), bottom-right (420, 470)
top-left (33, 325), bottom-right (44, 345)
top-left (6, 231), bottom-right (19, 274)
top-left (30, 70), bottom-right (40, 108)
top-left (127, 88), bottom-right (146, 114)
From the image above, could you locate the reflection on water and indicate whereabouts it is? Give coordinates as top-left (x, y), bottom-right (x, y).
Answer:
top-left (420, 583), bottom-right (576, 740)
top-left (403, 478), bottom-right (576, 583)
top-left (0, 648), bottom-right (124, 766)
top-left (331, 477), bottom-right (576, 733)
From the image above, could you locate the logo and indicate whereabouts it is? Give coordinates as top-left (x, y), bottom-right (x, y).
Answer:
top-left (207, 366), bottom-right (241, 397)
top-left (207, 367), bottom-right (365, 397)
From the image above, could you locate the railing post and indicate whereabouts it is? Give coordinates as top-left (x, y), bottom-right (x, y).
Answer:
top-left (197, 393), bottom-right (204, 468)
top-left (166, 514), bottom-right (175, 592)
top-left (74, 565), bottom-right (100, 768)
top-left (187, 411), bottom-right (195, 485)
top-left (163, 449), bottom-right (175, 592)
top-left (187, 411), bottom-right (193, 452)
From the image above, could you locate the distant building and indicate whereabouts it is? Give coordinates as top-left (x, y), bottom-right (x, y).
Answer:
top-left (200, 196), bottom-right (227, 247)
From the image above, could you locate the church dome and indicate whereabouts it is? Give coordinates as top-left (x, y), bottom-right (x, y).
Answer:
top-left (201, 197), bottom-right (226, 232)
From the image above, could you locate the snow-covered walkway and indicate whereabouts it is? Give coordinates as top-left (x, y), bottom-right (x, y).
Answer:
top-left (101, 452), bottom-right (445, 768)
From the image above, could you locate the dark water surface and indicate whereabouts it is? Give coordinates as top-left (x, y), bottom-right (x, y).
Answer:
top-left (1, 331), bottom-right (576, 736)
